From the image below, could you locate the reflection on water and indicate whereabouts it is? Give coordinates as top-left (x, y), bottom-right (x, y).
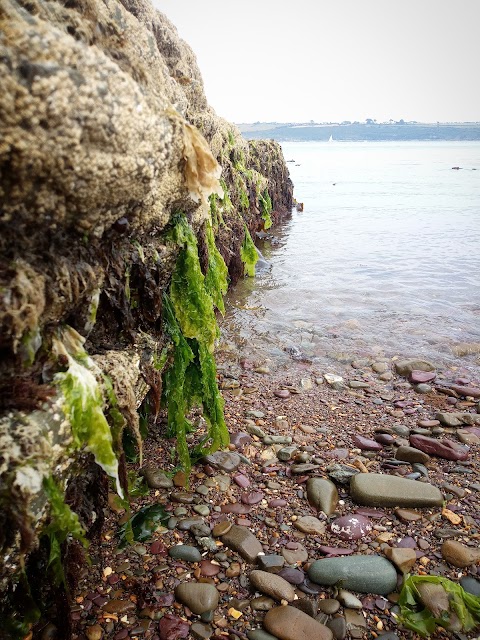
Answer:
top-left (220, 141), bottom-right (480, 373)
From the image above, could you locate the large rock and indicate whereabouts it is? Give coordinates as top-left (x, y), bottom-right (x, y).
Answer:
top-left (263, 606), bottom-right (333, 640)
top-left (394, 360), bottom-right (436, 376)
top-left (175, 582), bottom-right (219, 614)
top-left (441, 540), bottom-right (480, 567)
top-left (308, 556), bottom-right (397, 595)
top-left (306, 477), bottom-right (338, 515)
top-left (0, 0), bottom-right (294, 609)
top-left (409, 435), bottom-right (469, 461)
top-left (350, 473), bottom-right (443, 508)
top-left (221, 525), bottom-right (263, 563)
top-left (249, 570), bottom-right (296, 602)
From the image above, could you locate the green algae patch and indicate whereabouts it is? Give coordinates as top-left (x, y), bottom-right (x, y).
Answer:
top-left (398, 574), bottom-right (480, 637)
top-left (52, 327), bottom-right (122, 496)
top-left (204, 220), bottom-right (228, 314)
top-left (169, 216), bottom-right (218, 350)
top-left (42, 475), bottom-right (88, 585)
top-left (240, 225), bottom-right (258, 277)
top-left (259, 189), bottom-right (273, 230)
top-left (118, 504), bottom-right (169, 548)
top-left (162, 215), bottom-right (229, 473)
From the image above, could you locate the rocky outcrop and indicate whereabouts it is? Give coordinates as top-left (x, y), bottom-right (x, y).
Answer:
top-left (0, 0), bottom-right (292, 623)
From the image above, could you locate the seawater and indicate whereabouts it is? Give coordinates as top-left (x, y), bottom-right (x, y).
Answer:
top-left (220, 141), bottom-right (480, 373)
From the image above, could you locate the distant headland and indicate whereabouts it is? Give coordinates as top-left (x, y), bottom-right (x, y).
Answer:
top-left (237, 121), bottom-right (480, 142)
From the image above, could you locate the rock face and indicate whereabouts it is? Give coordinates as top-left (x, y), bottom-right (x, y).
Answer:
top-left (350, 473), bottom-right (443, 508)
top-left (0, 0), bottom-right (292, 608)
top-left (308, 556), bottom-right (398, 595)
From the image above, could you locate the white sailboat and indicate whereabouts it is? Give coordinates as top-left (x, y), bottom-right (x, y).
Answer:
top-left (328, 134), bottom-right (333, 142)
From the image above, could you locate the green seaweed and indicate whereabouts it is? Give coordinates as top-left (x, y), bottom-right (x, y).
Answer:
top-left (204, 220), bottom-right (228, 314)
top-left (127, 471), bottom-right (150, 497)
top-left (169, 216), bottom-right (218, 350)
top-left (118, 504), bottom-right (169, 548)
top-left (53, 327), bottom-right (122, 496)
top-left (398, 574), bottom-right (480, 637)
top-left (219, 179), bottom-right (234, 213)
top-left (259, 189), bottom-right (273, 230)
top-left (240, 225), bottom-right (258, 277)
top-left (19, 326), bottom-right (42, 366)
top-left (161, 214), bottom-right (229, 473)
top-left (42, 476), bottom-right (88, 585)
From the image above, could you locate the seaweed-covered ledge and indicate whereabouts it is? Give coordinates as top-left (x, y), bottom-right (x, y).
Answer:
top-left (0, 0), bottom-right (292, 632)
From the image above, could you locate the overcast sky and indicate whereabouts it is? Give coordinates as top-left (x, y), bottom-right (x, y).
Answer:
top-left (154, 0), bottom-right (480, 124)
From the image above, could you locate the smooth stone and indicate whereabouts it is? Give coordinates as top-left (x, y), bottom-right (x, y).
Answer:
top-left (372, 361), bottom-right (389, 374)
top-left (190, 622), bottom-right (213, 640)
top-left (349, 380), bottom-right (371, 389)
top-left (391, 425), bottom-right (410, 438)
top-left (318, 546), bottom-right (354, 557)
top-left (394, 359), bottom-right (435, 376)
top-left (264, 606), bottom-right (333, 640)
top-left (344, 609), bottom-right (366, 632)
top-left (291, 463), bottom-right (320, 474)
top-left (308, 556), bottom-right (398, 595)
top-left (170, 491), bottom-right (194, 504)
top-left (414, 383), bottom-right (432, 394)
top-left (177, 516), bottom-right (205, 531)
top-left (250, 570), bottom-right (296, 602)
top-left (274, 389), bottom-right (290, 399)
top-left (102, 600), bottom-right (136, 614)
top-left (291, 597), bottom-right (317, 617)
top-left (375, 433), bottom-right (396, 445)
top-left (241, 491), bottom-right (265, 505)
top-left (395, 445), bottom-right (430, 464)
top-left (294, 515), bottom-right (326, 536)
top-left (168, 545), bottom-right (202, 563)
top-left (141, 466), bottom-right (173, 489)
top-left (329, 514), bottom-right (372, 540)
top-left (247, 631), bottom-right (278, 640)
top-left (441, 540), bottom-right (480, 567)
top-left (212, 521), bottom-right (232, 537)
top-left (233, 473), bottom-right (251, 488)
top-left (230, 431), bottom-right (253, 449)
top-left (264, 435), bottom-right (293, 445)
top-left (269, 499), bottom-right (287, 508)
top-left (220, 503), bottom-right (252, 514)
top-left (277, 568), bottom-right (305, 585)
top-left (410, 434), bottom-right (469, 461)
top-left (199, 560), bottom-right (220, 577)
top-left (327, 617), bottom-right (346, 640)
top-left (457, 430), bottom-right (480, 445)
top-left (258, 555), bottom-right (285, 573)
top-left (327, 464), bottom-right (360, 484)
top-left (436, 412), bottom-right (476, 427)
top-left (352, 435), bottom-right (383, 451)
top-left (281, 543), bottom-right (308, 565)
top-left (350, 473), bottom-right (443, 508)
top-left (221, 525), bottom-right (263, 563)
top-left (336, 589), bottom-right (363, 609)
top-left (175, 583), bottom-right (219, 615)
top-left (277, 446), bottom-right (298, 461)
top-left (460, 576), bottom-right (480, 597)
top-left (194, 505), bottom-right (210, 517)
top-left (251, 596), bottom-right (276, 611)
top-left (246, 424), bottom-right (267, 437)
top-left (203, 451), bottom-right (241, 472)
top-left (409, 370), bottom-right (436, 384)
top-left (306, 477), bottom-right (338, 516)
top-left (394, 508), bottom-right (423, 522)
top-left (318, 599), bottom-right (341, 615)
top-left (384, 547), bottom-right (417, 574)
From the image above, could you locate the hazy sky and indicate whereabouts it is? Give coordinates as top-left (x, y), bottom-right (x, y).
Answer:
top-left (154, 0), bottom-right (480, 124)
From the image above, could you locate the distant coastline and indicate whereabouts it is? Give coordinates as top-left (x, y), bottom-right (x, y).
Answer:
top-left (237, 121), bottom-right (480, 142)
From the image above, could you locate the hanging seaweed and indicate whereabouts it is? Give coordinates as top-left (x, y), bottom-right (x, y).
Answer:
top-left (259, 189), bottom-right (273, 230)
top-left (42, 476), bottom-right (88, 586)
top-left (204, 220), bottom-right (228, 314)
top-left (162, 215), bottom-right (229, 473)
top-left (52, 327), bottom-right (123, 497)
top-left (240, 224), bottom-right (259, 277)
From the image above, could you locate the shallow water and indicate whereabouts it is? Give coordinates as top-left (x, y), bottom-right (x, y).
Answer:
top-left (220, 141), bottom-right (480, 373)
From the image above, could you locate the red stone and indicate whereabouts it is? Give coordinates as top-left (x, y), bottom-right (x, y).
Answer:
top-left (409, 434), bottom-right (469, 461)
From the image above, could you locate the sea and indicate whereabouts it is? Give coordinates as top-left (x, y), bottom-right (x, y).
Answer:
top-left (220, 140), bottom-right (480, 375)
